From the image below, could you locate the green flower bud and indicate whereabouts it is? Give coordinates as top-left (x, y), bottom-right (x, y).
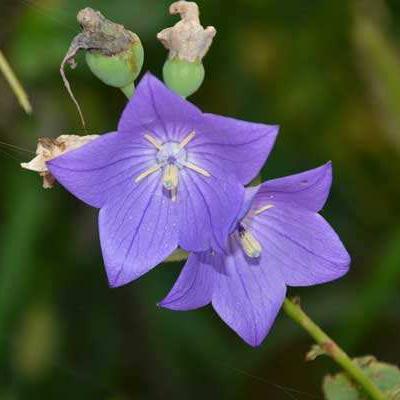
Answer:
top-left (85, 37), bottom-right (144, 91)
top-left (158, 1), bottom-right (216, 98)
top-left (163, 58), bottom-right (205, 98)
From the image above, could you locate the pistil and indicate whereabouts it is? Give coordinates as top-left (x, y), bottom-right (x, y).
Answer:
top-left (163, 163), bottom-right (178, 186)
top-left (238, 226), bottom-right (262, 258)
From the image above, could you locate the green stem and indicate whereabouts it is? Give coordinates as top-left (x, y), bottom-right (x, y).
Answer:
top-left (121, 82), bottom-right (135, 99)
top-left (0, 50), bottom-right (32, 114)
top-left (283, 298), bottom-right (387, 400)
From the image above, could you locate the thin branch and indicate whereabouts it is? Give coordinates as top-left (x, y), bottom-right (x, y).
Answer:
top-left (283, 298), bottom-right (387, 400)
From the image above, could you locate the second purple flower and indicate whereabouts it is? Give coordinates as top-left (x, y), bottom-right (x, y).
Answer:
top-left (160, 163), bottom-right (351, 346)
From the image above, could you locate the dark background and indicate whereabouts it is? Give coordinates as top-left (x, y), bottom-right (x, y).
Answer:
top-left (1, 0), bottom-right (400, 398)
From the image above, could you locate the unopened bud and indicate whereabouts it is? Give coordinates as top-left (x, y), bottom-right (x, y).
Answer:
top-left (158, 1), bottom-right (216, 97)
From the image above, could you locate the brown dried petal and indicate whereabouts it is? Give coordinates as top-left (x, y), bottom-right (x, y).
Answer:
top-left (157, 1), bottom-right (216, 62)
top-left (21, 134), bottom-right (99, 189)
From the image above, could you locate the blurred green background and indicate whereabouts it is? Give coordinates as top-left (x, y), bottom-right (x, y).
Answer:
top-left (1, 0), bottom-right (400, 398)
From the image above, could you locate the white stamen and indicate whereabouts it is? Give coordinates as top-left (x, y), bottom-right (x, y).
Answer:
top-left (183, 161), bottom-right (210, 177)
top-left (254, 204), bottom-right (274, 216)
top-left (178, 131), bottom-right (196, 149)
top-left (144, 134), bottom-right (163, 150)
top-left (135, 164), bottom-right (162, 183)
top-left (239, 230), bottom-right (262, 258)
top-left (163, 163), bottom-right (179, 191)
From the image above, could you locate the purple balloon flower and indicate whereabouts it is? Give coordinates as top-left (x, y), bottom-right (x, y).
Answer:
top-left (47, 73), bottom-right (278, 287)
top-left (160, 163), bottom-right (351, 346)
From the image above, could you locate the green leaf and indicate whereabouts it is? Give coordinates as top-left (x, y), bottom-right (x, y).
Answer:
top-left (323, 373), bottom-right (360, 400)
top-left (323, 357), bottom-right (400, 400)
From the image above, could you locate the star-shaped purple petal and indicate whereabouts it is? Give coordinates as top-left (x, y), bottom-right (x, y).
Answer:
top-left (160, 163), bottom-right (351, 346)
top-left (48, 73), bottom-right (278, 287)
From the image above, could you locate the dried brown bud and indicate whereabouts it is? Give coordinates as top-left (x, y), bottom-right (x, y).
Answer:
top-left (157, 1), bottom-right (216, 62)
top-left (75, 8), bottom-right (138, 56)
top-left (61, 7), bottom-right (143, 126)
top-left (21, 135), bottom-right (98, 189)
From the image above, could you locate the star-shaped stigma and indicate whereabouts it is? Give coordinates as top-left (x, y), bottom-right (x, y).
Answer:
top-left (135, 131), bottom-right (210, 201)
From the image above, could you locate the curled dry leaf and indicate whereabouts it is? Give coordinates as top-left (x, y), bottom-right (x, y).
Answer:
top-left (21, 134), bottom-right (98, 189)
top-left (305, 344), bottom-right (326, 361)
top-left (157, 1), bottom-right (216, 62)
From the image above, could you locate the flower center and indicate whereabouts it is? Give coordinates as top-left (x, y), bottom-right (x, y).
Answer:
top-left (156, 142), bottom-right (187, 167)
top-left (134, 131), bottom-right (210, 201)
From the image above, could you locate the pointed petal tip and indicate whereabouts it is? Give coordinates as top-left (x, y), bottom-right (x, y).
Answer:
top-left (138, 71), bottom-right (179, 98)
top-left (140, 71), bottom-right (159, 84)
top-left (157, 300), bottom-right (188, 311)
top-left (133, 71), bottom-right (167, 101)
top-left (267, 124), bottom-right (279, 145)
top-left (134, 71), bottom-right (158, 97)
top-left (256, 161), bottom-right (334, 212)
top-left (239, 334), bottom-right (264, 347)
top-left (314, 257), bottom-right (351, 286)
top-left (157, 298), bottom-right (177, 310)
top-left (270, 124), bottom-right (280, 135)
top-left (155, 301), bottom-right (178, 311)
top-left (261, 124), bottom-right (279, 147)
top-left (104, 257), bottom-right (150, 289)
top-left (230, 324), bottom-right (273, 347)
top-left (327, 256), bottom-right (351, 283)
top-left (337, 250), bottom-right (352, 275)
top-left (322, 160), bottom-right (333, 173)
top-left (158, 289), bottom-right (211, 311)
top-left (107, 273), bottom-right (133, 289)
top-left (319, 160), bottom-right (333, 182)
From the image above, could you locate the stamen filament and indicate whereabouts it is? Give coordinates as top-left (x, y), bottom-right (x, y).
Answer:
top-left (144, 134), bottom-right (163, 150)
top-left (184, 161), bottom-right (210, 177)
top-left (135, 164), bottom-right (162, 183)
top-left (239, 229), bottom-right (262, 258)
top-left (163, 164), bottom-right (179, 191)
top-left (254, 204), bottom-right (274, 216)
top-left (178, 131), bottom-right (196, 149)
